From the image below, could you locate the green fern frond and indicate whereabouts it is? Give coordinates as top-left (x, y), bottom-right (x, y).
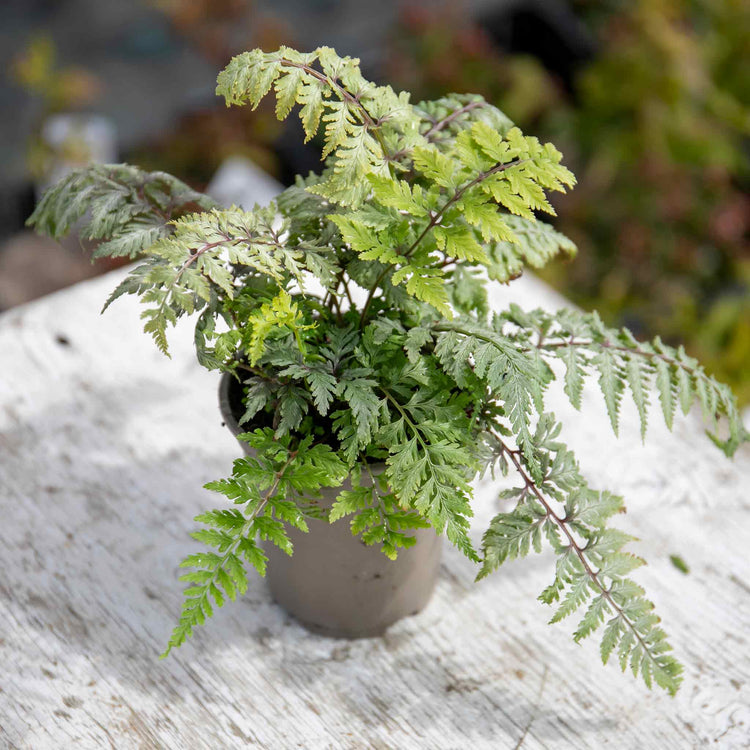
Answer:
top-left (162, 431), bottom-right (346, 656)
top-left (378, 388), bottom-right (479, 561)
top-left (27, 163), bottom-right (217, 255)
top-left (217, 46), bottom-right (419, 207)
top-left (479, 421), bottom-right (683, 695)
top-left (483, 215), bottom-right (577, 283)
top-left (414, 94), bottom-right (513, 146)
top-left (245, 290), bottom-right (315, 365)
top-left (499, 306), bottom-right (746, 454)
top-left (329, 464), bottom-right (428, 560)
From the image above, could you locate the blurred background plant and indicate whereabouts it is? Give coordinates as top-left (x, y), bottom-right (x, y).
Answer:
top-left (387, 0), bottom-right (750, 403)
top-left (551, 0), bottom-right (750, 404)
top-left (11, 34), bottom-right (104, 182)
top-left (129, 0), bottom-right (294, 187)
top-left (1, 34), bottom-right (119, 308)
top-left (387, 2), bottom-right (565, 129)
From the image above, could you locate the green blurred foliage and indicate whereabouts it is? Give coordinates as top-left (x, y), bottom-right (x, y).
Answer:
top-left (389, 3), bottom-right (563, 129)
top-left (10, 35), bottom-right (104, 179)
top-left (389, 0), bottom-right (750, 403)
top-left (11, 35), bottom-right (102, 112)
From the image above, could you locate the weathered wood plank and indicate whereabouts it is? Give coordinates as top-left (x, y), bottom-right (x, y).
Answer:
top-left (1, 178), bottom-right (748, 748)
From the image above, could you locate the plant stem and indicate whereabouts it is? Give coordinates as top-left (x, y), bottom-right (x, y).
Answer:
top-left (340, 275), bottom-right (355, 311)
top-left (538, 338), bottom-right (692, 372)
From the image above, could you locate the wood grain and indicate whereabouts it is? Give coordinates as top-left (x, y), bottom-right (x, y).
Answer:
top-left (1, 189), bottom-right (748, 749)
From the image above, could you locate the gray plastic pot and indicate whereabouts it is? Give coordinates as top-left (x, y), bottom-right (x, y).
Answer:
top-left (219, 372), bottom-right (442, 638)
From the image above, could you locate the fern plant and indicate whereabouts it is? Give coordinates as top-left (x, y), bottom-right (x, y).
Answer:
top-left (29, 45), bottom-right (746, 695)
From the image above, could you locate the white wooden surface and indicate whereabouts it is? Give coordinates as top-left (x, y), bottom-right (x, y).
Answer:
top-left (1, 188), bottom-right (749, 749)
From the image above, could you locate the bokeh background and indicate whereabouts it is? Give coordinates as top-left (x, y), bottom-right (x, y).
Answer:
top-left (1, 0), bottom-right (748, 401)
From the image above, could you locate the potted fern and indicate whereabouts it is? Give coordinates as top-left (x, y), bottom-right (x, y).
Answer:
top-left (28, 46), bottom-right (745, 695)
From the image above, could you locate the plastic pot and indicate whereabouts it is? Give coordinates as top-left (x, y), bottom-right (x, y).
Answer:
top-left (219, 372), bottom-right (442, 637)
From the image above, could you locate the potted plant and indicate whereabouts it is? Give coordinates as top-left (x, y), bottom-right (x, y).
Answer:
top-left (29, 45), bottom-right (745, 695)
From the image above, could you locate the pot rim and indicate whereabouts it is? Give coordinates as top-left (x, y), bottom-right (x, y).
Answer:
top-left (218, 370), bottom-right (246, 440)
